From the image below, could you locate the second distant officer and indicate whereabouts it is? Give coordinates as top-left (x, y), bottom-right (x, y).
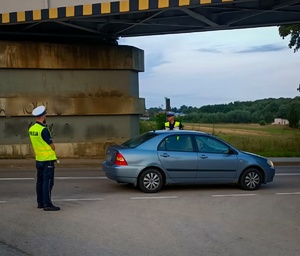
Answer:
top-left (164, 111), bottom-right (184, 130)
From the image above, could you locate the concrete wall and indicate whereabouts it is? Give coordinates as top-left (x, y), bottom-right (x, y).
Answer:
top-left (0, 115), bottom-right (140, 159)
top-left (0, 0), bottom-right (117, 13)
top-left (0, 41), bottom-right (145, 159)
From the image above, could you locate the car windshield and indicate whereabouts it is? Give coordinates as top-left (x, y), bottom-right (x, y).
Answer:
top-left (122, 132), bottom-right (158, 148)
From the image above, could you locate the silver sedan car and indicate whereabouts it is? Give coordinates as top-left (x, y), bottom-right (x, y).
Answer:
top-left (102, 130), bottom-right (275, 193)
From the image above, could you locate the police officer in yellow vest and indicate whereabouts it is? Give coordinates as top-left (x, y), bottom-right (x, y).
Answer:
top-left (164, 111), bottom-right (183, 130)
top-left (29, 106), bottom-right (60, 211)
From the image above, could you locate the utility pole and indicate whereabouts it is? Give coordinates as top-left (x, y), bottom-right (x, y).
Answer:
top-left (165, 97), bottom-right (171, 111)
top-left (297, 84), bottom-right (300, 92)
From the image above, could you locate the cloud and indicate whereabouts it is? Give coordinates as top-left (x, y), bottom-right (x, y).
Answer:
top-left (235, 44), bottom-right (286, 53)
top-left (121, 26), bottom-right (300, 108)
top-left (196, 48), bottom-right (222, 53)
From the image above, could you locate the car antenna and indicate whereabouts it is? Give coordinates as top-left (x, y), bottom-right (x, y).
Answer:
top-left (148, 123), bottom-right (156, 132)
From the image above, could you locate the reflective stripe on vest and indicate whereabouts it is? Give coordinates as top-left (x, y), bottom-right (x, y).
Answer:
top-left (29, 123), bottom-right (57, 161)
top-left (165, 121), bottom-right (180, 130)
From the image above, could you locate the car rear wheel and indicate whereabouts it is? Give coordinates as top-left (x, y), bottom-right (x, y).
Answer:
top-left (139, 169), bottom-right (163, 193)
top-left (240, 168), bottom-right (262, 190)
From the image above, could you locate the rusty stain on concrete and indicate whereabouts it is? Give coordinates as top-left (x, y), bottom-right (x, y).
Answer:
top-left (3, 119), bottom-right (30, 140)
top-left (0, 41), bottom-right (144, 71)
top-left (0, 97), bottom-right (145, 117)
top-left (85, 124), bottom-right (116, 140)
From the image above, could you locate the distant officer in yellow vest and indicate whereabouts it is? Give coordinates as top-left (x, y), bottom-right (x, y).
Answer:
top-left (164, 111), bottom-right (183, 130)
top-left (29, 106), bottom-right (60, 211)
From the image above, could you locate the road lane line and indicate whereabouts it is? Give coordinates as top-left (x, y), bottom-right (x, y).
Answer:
top-left (53, 198), bottom-right (104, 202)
top-left (55, 177), bottom-right (107, 180)
top-left (2, 173), bottom-right (298, 181)
top-left (276, 192), bottom-right (300, 195)
top-left (0, 201), bottom-right (7, 203)
top-left (0, 177), bottom-right (107, 181)
top-left (130, 196), bottom-right (179, 200)
top-left (276, 173), bottom-right (300, 176)
top-left (0, 178), bottom-right (34, 181)
top-left (212, 194), bottom-right (257, 197)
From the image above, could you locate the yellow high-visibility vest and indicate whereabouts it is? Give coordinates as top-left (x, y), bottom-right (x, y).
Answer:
top-left (29, 123), bottom-right (57, 161)
top-left (165, 121), bottom-right (181, 130)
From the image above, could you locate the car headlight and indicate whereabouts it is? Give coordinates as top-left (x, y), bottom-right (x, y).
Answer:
top-left (267, 159), bottom-right (274, 168)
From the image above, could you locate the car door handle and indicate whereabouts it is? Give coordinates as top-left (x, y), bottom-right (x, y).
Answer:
top-left (160, 153), bottom-right (170, 158)
top-left (199, 155), bottom-right (208, 159)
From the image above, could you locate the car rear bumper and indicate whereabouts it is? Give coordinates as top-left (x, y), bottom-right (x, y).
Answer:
top-left (102, 161), bottom-right (138, 185)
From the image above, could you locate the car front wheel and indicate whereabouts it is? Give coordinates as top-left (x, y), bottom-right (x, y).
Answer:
top-left (139, 169), bottom-right (163, 193)
top-left (240, 168), bottom-right (262, 190)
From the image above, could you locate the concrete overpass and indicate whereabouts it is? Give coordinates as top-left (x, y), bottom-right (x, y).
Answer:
top-left (0, 0), bottom-right (300, 159)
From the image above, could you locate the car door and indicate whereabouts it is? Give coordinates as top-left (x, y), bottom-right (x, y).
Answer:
top-left (158, 134), bottom-right (198, 183)
top-left (195, 135), bottom-right (238, 182)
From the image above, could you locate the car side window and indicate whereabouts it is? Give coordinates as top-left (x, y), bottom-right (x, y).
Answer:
top-left (158, 135), bottom-right (194, 152)
top-left (195, 135), bottom-right (229, 154)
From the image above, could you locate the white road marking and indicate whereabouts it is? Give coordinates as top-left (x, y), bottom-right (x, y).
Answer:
top-left (1, 173), bottom-right (299, 182)
top-left (1, 192), bottom-right (300, 205)
top-left (0, 177), bottom-right (107, 181)
top-left (275, 192), bottom-right (300, 195)
top-left (276, 173), bottom-right (300, 176)
top-left (130, 196), bottom-right (179, 200)
top-left (0, 178), bottom-right (34, 181)
top-left (55, 177), bottom-right (107, 180)
top-left (212, 194), bottom-right (257, 197)
top-left (53, 198), bottom-right (104, 202)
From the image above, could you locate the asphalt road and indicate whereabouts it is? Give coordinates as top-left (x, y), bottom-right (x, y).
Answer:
top-left (0, 165), bottom-right (300, 256)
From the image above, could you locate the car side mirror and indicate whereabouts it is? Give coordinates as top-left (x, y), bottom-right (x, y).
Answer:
top-left (228, 148), bottom-right (236, 154)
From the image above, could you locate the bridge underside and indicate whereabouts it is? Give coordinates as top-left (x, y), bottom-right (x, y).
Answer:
top-left (0, 0), bottom-right (300, 44)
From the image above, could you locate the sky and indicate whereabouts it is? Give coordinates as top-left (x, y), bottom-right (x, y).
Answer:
top-left (119, 26), bottom-right (300, 109)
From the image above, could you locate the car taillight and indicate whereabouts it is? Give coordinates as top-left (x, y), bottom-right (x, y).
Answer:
top-left (115, 152), bottom-right (128, 166)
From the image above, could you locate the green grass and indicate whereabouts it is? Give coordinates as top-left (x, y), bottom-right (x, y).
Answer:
top-left (218, 134), bottom-right (300, 157)
top-left (140, 121), bottom-right (300, 157)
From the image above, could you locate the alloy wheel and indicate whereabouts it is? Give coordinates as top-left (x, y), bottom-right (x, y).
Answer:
top-left (244, 171), bottom-right (261, 189)
top-left (139, 169), bottom-right (163, 193)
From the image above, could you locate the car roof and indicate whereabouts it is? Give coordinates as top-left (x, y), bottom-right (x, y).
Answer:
top-left (150, 130), bottom-right (210, 135)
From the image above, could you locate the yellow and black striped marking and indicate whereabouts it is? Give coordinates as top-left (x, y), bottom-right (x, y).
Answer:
top-left (0, 0), bottom-right (234, 24)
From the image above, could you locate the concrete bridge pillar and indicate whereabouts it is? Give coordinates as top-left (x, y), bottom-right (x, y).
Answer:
top-left (0, 41), bottom-right (145, 159)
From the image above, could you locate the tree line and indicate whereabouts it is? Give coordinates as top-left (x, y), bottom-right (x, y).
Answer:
top-left (146, 97), bottom-right (300, 128)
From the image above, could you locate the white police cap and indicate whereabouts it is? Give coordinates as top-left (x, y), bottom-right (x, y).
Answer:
top-left (32, 106), bottom-right (46, 117)
top-left (166, 111), bottom-right (175, 117)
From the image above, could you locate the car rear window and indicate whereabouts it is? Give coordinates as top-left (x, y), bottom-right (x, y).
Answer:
top-left (122, 132), bottom-right (158, 148)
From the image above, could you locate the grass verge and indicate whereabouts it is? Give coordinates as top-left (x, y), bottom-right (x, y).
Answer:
top-left (140, 121), bottom-right (300, 157)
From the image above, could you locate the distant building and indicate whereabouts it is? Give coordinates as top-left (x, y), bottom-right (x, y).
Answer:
top-left (140, 116), bottom-right (150, 120)
top-left (272, 118), bottom-right (289, 125)
top-left (140, 110), bottom-right (150, 120)
top-left (175, 112), bottom-right (186, 117)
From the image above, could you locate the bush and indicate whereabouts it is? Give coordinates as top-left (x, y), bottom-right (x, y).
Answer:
top-left (155, 113), bottom-right (166, 130)
top-left (258, 120), bottom-right (267, 126)
top-left (139, 121), bottom-right (155, 134)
